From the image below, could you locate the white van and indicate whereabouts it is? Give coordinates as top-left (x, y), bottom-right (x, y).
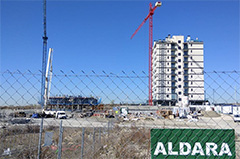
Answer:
top-left (56, 111), bottom-right (67, 119)
top-left (233, 115), bottom-right (240, 122)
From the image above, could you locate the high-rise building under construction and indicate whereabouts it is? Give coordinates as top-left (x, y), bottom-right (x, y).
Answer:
top-left (152, 35), bottom-right (205, 106)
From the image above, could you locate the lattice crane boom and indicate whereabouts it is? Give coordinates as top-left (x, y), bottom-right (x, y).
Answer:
top-left (131, 2), bottom-right (161, 105)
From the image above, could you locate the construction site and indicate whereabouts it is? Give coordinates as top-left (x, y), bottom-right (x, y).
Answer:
top-left (1, 0), bottom-right (240, 158)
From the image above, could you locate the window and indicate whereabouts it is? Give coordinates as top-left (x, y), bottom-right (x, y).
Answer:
top-left (167, 95), bottom-right (169, 98)
top-left (191, 63), bottom-right (192, 65)
top-left (191, 44), bottom-right (192, 47)
top-left (178, 65), bottom-right (181, 69)
top-left (178, 92), bottom-right (182, 95)
top-left (191, 89), bottom-right (193, 91)
top-left (178, 53), bottom-right (181, 56)
top-left (168, 69), bottom-right (169, 71)
top-left (168, 63), bottom-right (169, 65)
top-left (178, 78), bottom-right (181, 81)
top-left (179, 98), bottom-right (182, 101)
top-left (178, 72), bottom-right (181, 75)
top-left (178, 40), bottom-right (181, 44)
top-left (178, 59), bottom-right (181, 62)
top-left (191, 50), bottom-right (192, 53)
top-left (191, 95), bottom-right (193, 98)
top-left (167, 50), bottom-right (169, 52)
top-left (190, 56), bottom-right (193, 59)
top-left (178, 85), bottom-right (181, 88)
top-left (178, 47), bottom-right (181, 49)
top-left (184, 44), bottom-right (188, 49)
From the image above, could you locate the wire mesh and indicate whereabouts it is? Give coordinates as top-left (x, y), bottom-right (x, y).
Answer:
top-left (0, 70), bottom-right (239, 158)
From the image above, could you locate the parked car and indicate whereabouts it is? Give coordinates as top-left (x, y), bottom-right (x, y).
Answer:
top-left (233, 115), bottom-right (240, 122)
top-left (31, 113), bottom-right (40, 118)
top-left (9, 112), bottom-right (26, 118)
top-left (56, 111), bottom-right (67, 119)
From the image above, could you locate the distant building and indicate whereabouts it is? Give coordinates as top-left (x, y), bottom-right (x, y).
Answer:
top-left (152, 35), bottom-right (205, 106)
top-left (47, 96), bottom-right (98, 109)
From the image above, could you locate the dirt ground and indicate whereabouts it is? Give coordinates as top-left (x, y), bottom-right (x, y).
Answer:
top-left (0, 113), bottom-right (239, 158)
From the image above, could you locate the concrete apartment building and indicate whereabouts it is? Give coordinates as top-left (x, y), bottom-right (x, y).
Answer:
top-left (152, 35), bottom-right (205, 106)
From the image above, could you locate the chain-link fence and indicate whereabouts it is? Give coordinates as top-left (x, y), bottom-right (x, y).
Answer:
top-left (0, 70), bottom-right (240, 158)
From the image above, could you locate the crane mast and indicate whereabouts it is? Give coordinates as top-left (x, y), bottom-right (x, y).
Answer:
top-left (131, 2), bottom-right (161, 105)
top-left (40, 0), bottom-right (48, 109)
top-left (44, 48), bottom-right (53, 107)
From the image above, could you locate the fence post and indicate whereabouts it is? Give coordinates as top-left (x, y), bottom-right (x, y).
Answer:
top-left (93, 127), bottom-right (96, 156)
top-left (37, 117), bottom-right (44, 159)
top-left (81, 127), bottom-right (85, 159)
top-left (107, 121), bottom-right (109, 136)
top-left (99, 127), bottom-right (101, 146)
top-left (57, 120), bottom-right (63, 159)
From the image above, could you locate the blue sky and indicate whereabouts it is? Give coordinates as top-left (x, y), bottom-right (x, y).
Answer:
top-left (1, 0), bottom-right (239, 73)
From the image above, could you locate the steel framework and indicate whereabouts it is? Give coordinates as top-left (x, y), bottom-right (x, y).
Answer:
top-left (131, 2), bottom-right (161, 105)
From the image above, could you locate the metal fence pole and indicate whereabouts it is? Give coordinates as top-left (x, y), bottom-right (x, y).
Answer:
top-left (108, 121), bottom-right (109, 136)
top-left (99, 127), bottom-right (101, 146)
top-left (57, 120), bottom-right (63, 159)
top-left (81, 127), bottom-right (85, 159)
top-left (37, 117), bottom-right (44, 159)
top-left (93, 128), bottom-right (96, 156)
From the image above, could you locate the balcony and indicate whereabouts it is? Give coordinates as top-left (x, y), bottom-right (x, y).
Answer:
top-left (171, 46), bottom-right (177, 51)
top-left (184, 76), bottom-right (188, 81)
top-left (184, 64), bottom-right (188, 70)
top-left (171, 77), bottom-right (176, 81)
top-left (183, 44), bottom-right (188, 51)
top-left (171, 52), bottom-right (176, 57)
top-left (184, 52), bottom-right (189, 57)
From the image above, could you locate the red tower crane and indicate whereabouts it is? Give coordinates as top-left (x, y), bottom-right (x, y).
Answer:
top-left (131, 2), bottom-right (162, 105)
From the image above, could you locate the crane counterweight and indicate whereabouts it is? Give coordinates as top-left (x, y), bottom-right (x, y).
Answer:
top-left (155, 2), bottom-right (162, 7)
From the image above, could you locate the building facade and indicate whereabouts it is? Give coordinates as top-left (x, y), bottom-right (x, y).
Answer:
top-left (152, 35), bottom-right (205, 106)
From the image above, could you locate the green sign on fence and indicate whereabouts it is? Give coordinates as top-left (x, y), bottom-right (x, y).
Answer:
top-left (151, 129), bottom-right (235, 159)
